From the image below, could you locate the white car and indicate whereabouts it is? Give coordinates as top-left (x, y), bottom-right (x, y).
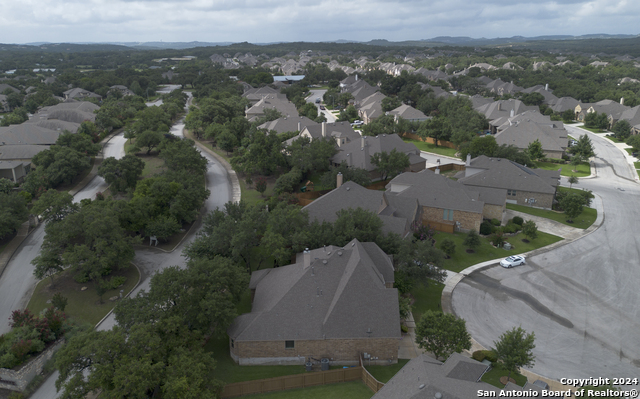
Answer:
top-left (500, 255), bottom-right (526, 268)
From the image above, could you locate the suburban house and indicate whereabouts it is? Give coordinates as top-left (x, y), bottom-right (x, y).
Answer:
top-left (547, 96), bottom-right (582, 114)
top-left (575, 99), bottom-right (629, 128)
top-left (521, 84), bottom-right (558, 105)
top-left (242, 86), bottom-right (288, 104)
top-left (484, 78), bottom-right (523, 96)
top-left (34, 101), bottom-right (99, 124)
top-left (371, 353), bottom-right (546, 399)
top-left (258, 116), bottom-right (317, 134)
top-left (109, 85), bottom-right (135, 97)
top-left (341, 79), bottom-right (380, 104)
top-left (227, 238), bottom-right (401, 366)
top-left (63, 88), bottom-right (102, 101)
top-left (0, 144), bottom-right (49, 182)
top-left (492, 112), bottom-right (569, 158)
top-left (0, 95), bottom-right (10, 112)
top-left (286, 122), bottom-right (361, 148)
top-left (417, 83), bottom-right (452, 98)
top-left (457, 155), bottom-right (561, 210)
top-left (303, 180), bottom-right (420, 238)
top-left (330, 134), bottom-right (426, 178)
top-left (0, 124), bottom-right (62, 146)
top-left (245, 96), bottom-right (298, 122)
top-left (25, 118), bottom-right (81, 134)
top-left (0, 161), bottom-right (28, 183)
top-left (357, 92), bottom-right (387, 124)
top-left (388, 104), bottom-right (430, 123)
top-left (414, 68), bottom-right (451, 82)
top-left (474, 99), bottom-right (538, 122)
top-left (618, 105), bottom-right (640, 134)
top-left (385, 169), bottom-right (506, 232)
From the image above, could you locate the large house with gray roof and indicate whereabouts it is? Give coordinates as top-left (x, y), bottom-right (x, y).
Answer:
top-left (258, 116), bottom-right (317, 135)
top-left (228, 238), bottom-right (401, 366)
top-left (245, 96), bottom-right (298, 122)
top-left (492, 112), bottom-right (569, 158)
top-left (457, 155), bottom-right (560, 209)
top-left (388, 104), bottom-right (430, 123)
top-left (303, 180), bottom-right (420, 238)
top-left (386, 169), bottom-right (506, 232)
top-left (286, 121), bottom-right (361, 148)
top-left (331, 134), bottom-right (425, 179)
top-left (63, 87), bottom-right (102, 101)
top-left (575, 99), bottom-right (629, 128)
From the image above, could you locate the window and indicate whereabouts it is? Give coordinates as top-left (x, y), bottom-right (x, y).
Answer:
top-left (443, 209), bottom-right (454, 221)
top-left (231, 339), bottom-right (234, 348)
top-left (285, 340), bottom-right (295, 349)
top-left (507, 190), bottom-right (517, 197)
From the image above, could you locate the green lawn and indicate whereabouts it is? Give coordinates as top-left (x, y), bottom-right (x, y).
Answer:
top-left (481, 364), bottom-right (528, 388)
top-left (139, 155), bottom-right (167, 178)
top-left (506, 203), bottom-right (597, 230)
top-left (626, 148), bottom-right (635, 156)
top-left (27, 265), bottom-right (140, 326)
top-left (604, 134), bottom-right (624, 143)
top-left (580, 126), bottom-right (606, 133)
top-left (534, 160), bottom-right (590, 177)
top-left (434, 231), bottom-right (563, 273)
top-left (239, 381), bottom-right (374, 399)
top-left (365, 359), bottom-right (409, 383)
top-left (410, 282), bottom-right (445, 322)
top-left (635, 162), bottom-right (640, 170)
top-left (401, 138), bottom-right (458, 158)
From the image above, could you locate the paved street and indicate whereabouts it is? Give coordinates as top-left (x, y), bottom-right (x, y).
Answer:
top-left (452, 127), bottom-right (640, 381)
top-left (307, 89), bottom-right (337, 123)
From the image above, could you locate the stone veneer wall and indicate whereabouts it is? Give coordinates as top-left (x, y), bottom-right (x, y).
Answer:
top-left (230, 338), bottom-right (399, 366)
top-left (482, 203), bottom-right (506, 221)
top-left (0, 339), bottom-right (64, 392)
top-left (511, 190), bottom-right (554, 209)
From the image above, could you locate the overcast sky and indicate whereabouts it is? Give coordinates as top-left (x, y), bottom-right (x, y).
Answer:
top-left (1, 0), bottom-right (638, 44)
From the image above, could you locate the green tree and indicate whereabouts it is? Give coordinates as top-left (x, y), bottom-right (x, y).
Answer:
top-left (463, 230), bottom-right (481, 251)
top-left (370, 149), bottom-right (410, 181)
top-left (56, 132), bottom-right (100, 156)
top-left (415, 310), bottom-right (472, 360)
top-left (394, 239), bottom-right (445, 286)
top-left (522, 220), bottom-right (538, 241)
top-left (584, 112), bottom-right (609, 130)
top-left (255, 177), bottom-right (267, 196)
top-left (134, 130), bottom-right (163, 155)
top-left (439, 239), bottom-right (456, 257)
top-left (287, 136), bottom-right (337, 174)
top-left (217, 129), bottom-right (238, 154)
top-left (493, 326), bottom-right (536, 384)
top-left (626, 135), bottom-right (640, 152)
top-left (459, 135), bottom-right (498, 160)
top-left (0, 178), bottom-right (14, 194)
top-left (560, 192), bottom-right (584, 222)
top-left (145, 215), bottom-right (181, 241)
top-left (418, 116), bottom-right (452, 147)
top-left (320, 162), bottom-right (371, 189)
top-left (98, 155), bottom-right (145, 193)
top-left (570, 134), bottom-right (595, 159)
top-left (0, 193), bottom-right (29, 240)
top-left (611, 120), bottom-right (631, 140)
top-left (568, 175), bottom-right (578, 189)
top-left (527, 139), bottom-right (545, 161)
top-left (520, 92), bottom-right (545, 106)
top-left (32, 246), bottom-right (64, 287)
top-left (381, 96), bottom-right (402, 112)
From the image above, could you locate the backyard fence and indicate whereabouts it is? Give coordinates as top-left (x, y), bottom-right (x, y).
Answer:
top-left (400, 132), bottom-right (458, 150)
top-left (221, 354), bottom-right (386, 398)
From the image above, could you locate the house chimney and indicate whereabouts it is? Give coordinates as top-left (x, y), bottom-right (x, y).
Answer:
top-left (361, 136), bottom-right (365, 149)
top-left (337, 172), bottom-right (343, 188)
top-left (347, 153), bottom-right (352, 166)
top-left (620, 97), bottom-right (625, 105)
top-left (466, 153), bottom-right (471, 166)
top-left (545, 83), bottom-right (549, 91)
top-left (435, 167), bottom-right (440, 175)
top-left (355, 74), bottom-right (358, 81)
top-left (322, 122), bottom-right (326, 138)
top-left (303, 248), bottom-right (311, 269)
top-left (298, 122), bottom-right (301, 131)
top-left (510, 109), bottom-right (514, 118)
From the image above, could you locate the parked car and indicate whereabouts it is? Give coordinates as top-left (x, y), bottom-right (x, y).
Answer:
top-left (500, 255), bottom-right (526, 268)
top-left (319, 105), bottom-right (325, 110)
top-left (315, 97), bottom-right (321, 104)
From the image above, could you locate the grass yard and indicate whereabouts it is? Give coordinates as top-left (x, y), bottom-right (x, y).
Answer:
top-left (506, 203), bottom-right (597, 229)
top-left (433, 231), bottom-right (563, 273)
top-left (401, 138), bottom-right (458, 158)
top-left (580, 126), bottom-right (607, 134)
top-left (604, 134), bottom-right (624, 143)
top-left (239, 381), bottom-right (374, 399)
top-left (635, 162), bottom-right (640, 170)
top-left (409, 282), bottom-right (445, 322)
top-left (138, 154), bottom-right (167, 178)
top-left (27, 264), bottom-right (140, 326)
top-left (365, 359), bottom-right (410, 383)
top-left (626, 148), bottom-right (635, 156)
top-left (481, 364), bottom-right (527, 388)
top-left (534, 160), bottom-right (590, 177)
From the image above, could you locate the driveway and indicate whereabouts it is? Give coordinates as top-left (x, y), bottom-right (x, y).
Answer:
top-left (451, 129), bottom-right (640, 381)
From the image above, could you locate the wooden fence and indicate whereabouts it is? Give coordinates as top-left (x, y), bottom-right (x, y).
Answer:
top-left (359, 356), bottom-right (385, 394)
top-left (427, 163), bottom-right (465, 172)
top-left (427, 221), bottom-right (455, 234)
top-left (401, 132), bottom-right (458, 150)
top-left (220, 367), bottom-right (363, 398)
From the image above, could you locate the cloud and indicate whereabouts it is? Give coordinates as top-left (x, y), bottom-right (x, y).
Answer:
top-left (0, 0), bottom-right (638, 44)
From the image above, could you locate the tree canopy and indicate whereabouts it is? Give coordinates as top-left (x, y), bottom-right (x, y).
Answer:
top-left (415, 311), bottom-right (472, 360)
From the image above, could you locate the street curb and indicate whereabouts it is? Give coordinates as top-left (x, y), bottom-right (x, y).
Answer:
top-left (0, 220), bottom-right (40, 281)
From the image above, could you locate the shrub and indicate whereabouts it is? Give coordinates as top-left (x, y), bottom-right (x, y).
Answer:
top-left (472, 350), bottom-right (486, 362)
top-left (440, 239), bottom-right (456, 257)
top-left (503, 223), bottom-right (518, 234)
top-left (511, 216), bottom-right (524, 226)
top-left (490, 218), bottom-right (501, 226)
top-left (491, 231), bottom-right (505, 247)
top-left (463, 230), bottom-right (481, 250)
top-left (480, 221), bottom-right (494, 235)
top-left (401, 324), bottom-right (409, 334)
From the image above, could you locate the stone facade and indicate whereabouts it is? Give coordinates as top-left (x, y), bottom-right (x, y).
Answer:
top-left (422, 206), bottom-right (482, 232)
top-left (230, 338), bottom-right (399, 366)
top-left (0, 339), bottom-right (64, 392)
top-left (508, 190), bottom-right (555, 210)
top-left (482, 203), bottom-right (506, 221)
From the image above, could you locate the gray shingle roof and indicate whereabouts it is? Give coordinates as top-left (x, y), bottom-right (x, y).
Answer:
top-left (389, 104), bottom-right (429, 121)
top-left (331, 134), bottom-right (422, 172)
top-left (245, 97), bottom-right (298, 119)
top-left (0, 144), bottom-right (49, 160)
top-left (495, 119), bottom-right (568, 154)
top-left (258, 116), bottom-right (317, 134)
top-left (25, 119), bottom-right (81, 133)
top-left (458, 155), bottom-right (560, 195)
top-left (372, 353), bottom-right (499, 399)
top-left (547, 96), bottom-right (582, 113)
top-left (475, 99), bottom-right (538, 120)
top-left (228, 239), bottom-right (400, 342)
top-left (0, 124), bottom-right (61, 145)
top-left (387, 170), bottom-right (485, 214)
top-left (303, 181), bottom-right (415, 237)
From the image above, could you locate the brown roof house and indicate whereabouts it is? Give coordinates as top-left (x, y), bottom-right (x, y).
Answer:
top-left (457, 155), bottom-right (560, 210)
top-left (372, 353), bottom-right (546, 399)
top-left (331, 134), bottom-right (426, 179)
top-left (385, 169), bottom-right (505, 233)
top-left (303, 180), bottom-right (421, 238)
top-left (227, 238), bottom-right (401, 366)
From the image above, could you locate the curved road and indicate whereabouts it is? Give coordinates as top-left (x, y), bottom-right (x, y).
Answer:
top-left (29, 91), bottom-right (233, 399)
top-left (452, 127), bottom-right (640, 381)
